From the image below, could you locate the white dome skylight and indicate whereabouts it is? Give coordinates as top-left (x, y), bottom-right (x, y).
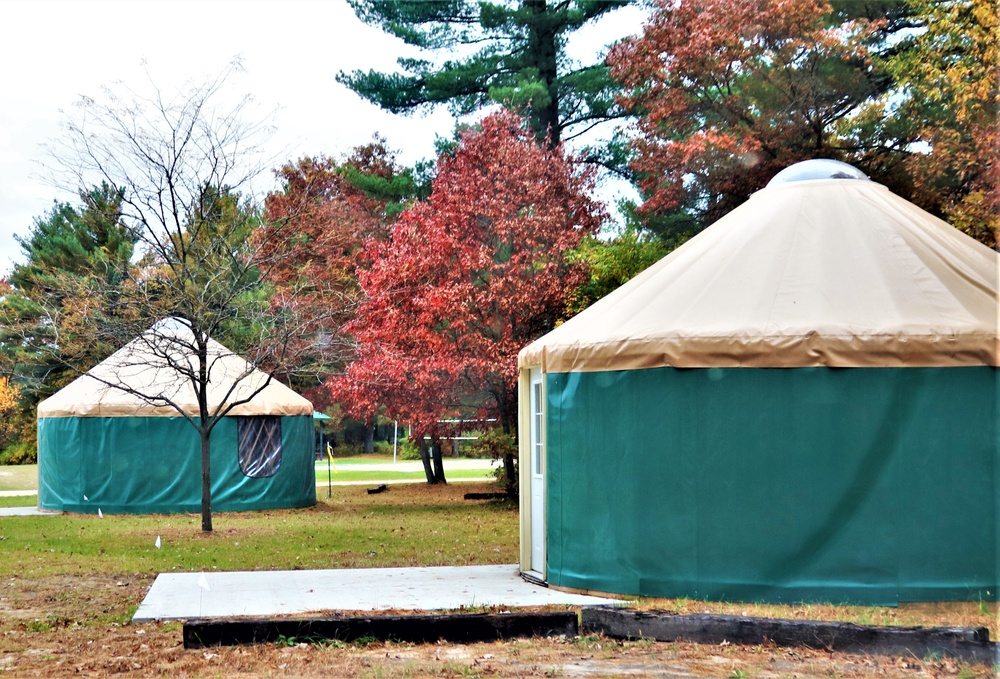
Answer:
top-left (768, 159), bottom-right (869, 186)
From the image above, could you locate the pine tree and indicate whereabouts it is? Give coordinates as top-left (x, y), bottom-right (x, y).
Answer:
top-left (338, 0), bottom-right (635, 147)
top-left (0, 184), bottom-right (137, 462)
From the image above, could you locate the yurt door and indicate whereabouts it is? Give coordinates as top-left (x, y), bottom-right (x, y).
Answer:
top-left (529, 368), bottom-right (545, 575)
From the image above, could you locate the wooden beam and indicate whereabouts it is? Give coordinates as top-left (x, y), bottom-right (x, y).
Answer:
top-left (184, 611), bottom-right (578, 648)
top-left (582, 608), bottom-right (996, 664)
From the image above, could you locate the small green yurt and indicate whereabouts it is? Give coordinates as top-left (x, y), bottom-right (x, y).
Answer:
top-left (38, 320), bottom-right (316, 514)
top-left (517, 160), bottom-right (999, 605)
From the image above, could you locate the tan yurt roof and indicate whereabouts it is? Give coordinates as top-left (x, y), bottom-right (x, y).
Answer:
top-left (519, 160), bottom-right (1000, 373)
top-left (38, 319), bottom-right (313, 418)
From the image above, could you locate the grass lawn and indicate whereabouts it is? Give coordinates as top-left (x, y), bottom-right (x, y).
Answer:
top-left (0, 495), bottom-right (37, 508)
top-left (315, 467), bottom-right (493, 482)
top-left (0, 483), bottom-right (518, 579)
top-left (0, 463), bottom-right (38, 491)
top-left (322, 454), bottom-right (397, 464)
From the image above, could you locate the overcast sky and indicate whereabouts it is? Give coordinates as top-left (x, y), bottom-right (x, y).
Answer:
top-left (0, 0), bottom-right (645, 277)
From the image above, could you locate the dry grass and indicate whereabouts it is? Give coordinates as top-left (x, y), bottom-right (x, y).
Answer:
top-left (627, 597), bottom-right (1000, 641)
top-left (3, 573), bottom-right (995, 678)
top-left (0, 481), bottom-right (997, 676)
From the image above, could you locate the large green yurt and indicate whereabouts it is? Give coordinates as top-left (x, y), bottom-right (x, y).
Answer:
top-left (517, 160), bottom-right (1000, 605)
top-left (37, 320), bottom-right (316, 514)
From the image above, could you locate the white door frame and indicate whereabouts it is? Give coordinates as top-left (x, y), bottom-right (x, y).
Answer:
top-left (526, 367), bottom-right (545, 578)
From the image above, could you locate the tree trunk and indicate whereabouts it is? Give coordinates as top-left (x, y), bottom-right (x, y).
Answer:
top-left (364, 421), bottom-right (375, 454)
top-left (503, 451), bottom-right (516, 498)
top-left (431, 438), bottom-right (447, 484)
top-left (500, 403), bottom-right (519, 499)
top-left (525, 0), bottom-right (560, 146)
top-left (419, 440), bottom-right (436, 484)
top-left (200, 429), bottom-right (213, 532)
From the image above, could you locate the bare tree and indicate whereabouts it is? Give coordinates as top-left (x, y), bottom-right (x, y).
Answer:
top-left (31, 61), bottom-right (347, 531)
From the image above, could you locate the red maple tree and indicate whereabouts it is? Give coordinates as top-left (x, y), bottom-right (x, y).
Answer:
top-left (331, 111), bottom-right (605, 490)
top-left (608, 0), bottom-right (883, 229)
top-left (256, 140), bottom-right (412, 408)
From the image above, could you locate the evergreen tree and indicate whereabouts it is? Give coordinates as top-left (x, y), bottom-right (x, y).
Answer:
top-left (0, 184), bottom-right (137, 462)
top-left (2, 184), bottom-right (137, 393)
top-left (338, 0), bottom-right (636, 147)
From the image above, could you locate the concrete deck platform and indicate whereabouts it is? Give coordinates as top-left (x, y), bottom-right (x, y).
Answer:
top-left (0, 505), bottom-right (60, 516)
top-left (134, 564), bottom-right (618, 622)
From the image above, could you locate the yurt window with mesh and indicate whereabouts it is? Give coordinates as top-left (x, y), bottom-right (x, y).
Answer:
top-left (237, 416), bottom-right (283, 478)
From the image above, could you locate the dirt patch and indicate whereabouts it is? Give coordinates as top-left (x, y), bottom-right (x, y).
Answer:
top-left (0, 574), bottom-right (995, 677)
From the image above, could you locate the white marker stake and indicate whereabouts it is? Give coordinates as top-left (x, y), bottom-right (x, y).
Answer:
top-left (197, 572), bottom-right (211, 617)
top-left (154, 536), bottom-right (161, 549)
top-left (97, 508), bottom-right (103, 519)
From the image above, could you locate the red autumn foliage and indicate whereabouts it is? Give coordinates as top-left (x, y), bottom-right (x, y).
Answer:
top-left (256, 140), bottom-right (409, 406)
top-left (608, 0), bottom-right (881, 226)
top-left (330, 111), bottom-right (605, 439)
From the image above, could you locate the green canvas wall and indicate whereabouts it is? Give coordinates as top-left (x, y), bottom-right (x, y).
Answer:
top-left (545, 366), bottom-right (999, 605)
top-left (38, 415), bottom-right (315, 514)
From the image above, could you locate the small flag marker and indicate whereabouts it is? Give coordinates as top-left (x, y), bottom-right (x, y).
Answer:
top-left (197, 573), bottom-right (210, 591)
top-left (154, 536), bottom-right (161, 549)
top-left (97, 508), bottom-right (103, 519)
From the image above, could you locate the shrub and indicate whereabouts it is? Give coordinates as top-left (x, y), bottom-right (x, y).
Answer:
top-left (328, 442), bottom-right (366, 458)
top-left (0, 441), bottom-right (37, 465)
top-left (398, 439), bottom-right (421, 460)
top-left (467, 427), bottom-right (517, 491)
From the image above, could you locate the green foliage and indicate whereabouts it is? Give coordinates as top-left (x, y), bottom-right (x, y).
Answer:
top-left (329, 442), bottom-right (370, 458)
top-left (9, 183), bottom-right (135, 292)
top-left (493, 463), bottom-right (517, 497)
top-left (326, 439), bottom-right (420, 460)
top-left (339, 0), bottom-right (635, 147)
top-left (1, 184), bottom-right (137, 383)
top-left (467, 427), bottom-right (515, 462)
top-left (341, 164), bottom-right (429, 211)
top-left (0, 441), bottom-right (37, 466)
top-left (0, 185), bottom-right (139, 458)
top-left (158, 184), bottom-right (268, 353)
top-left (398, 439), bottom-right (422, 460)
top-left (567, 228), bottom-right (670, 313)
top-left (275, 634), bottom-right (301, 647)
top-left (467, 427), bottom-right (517, 491)
top-left (877, 0), bottom-right (998, 247)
